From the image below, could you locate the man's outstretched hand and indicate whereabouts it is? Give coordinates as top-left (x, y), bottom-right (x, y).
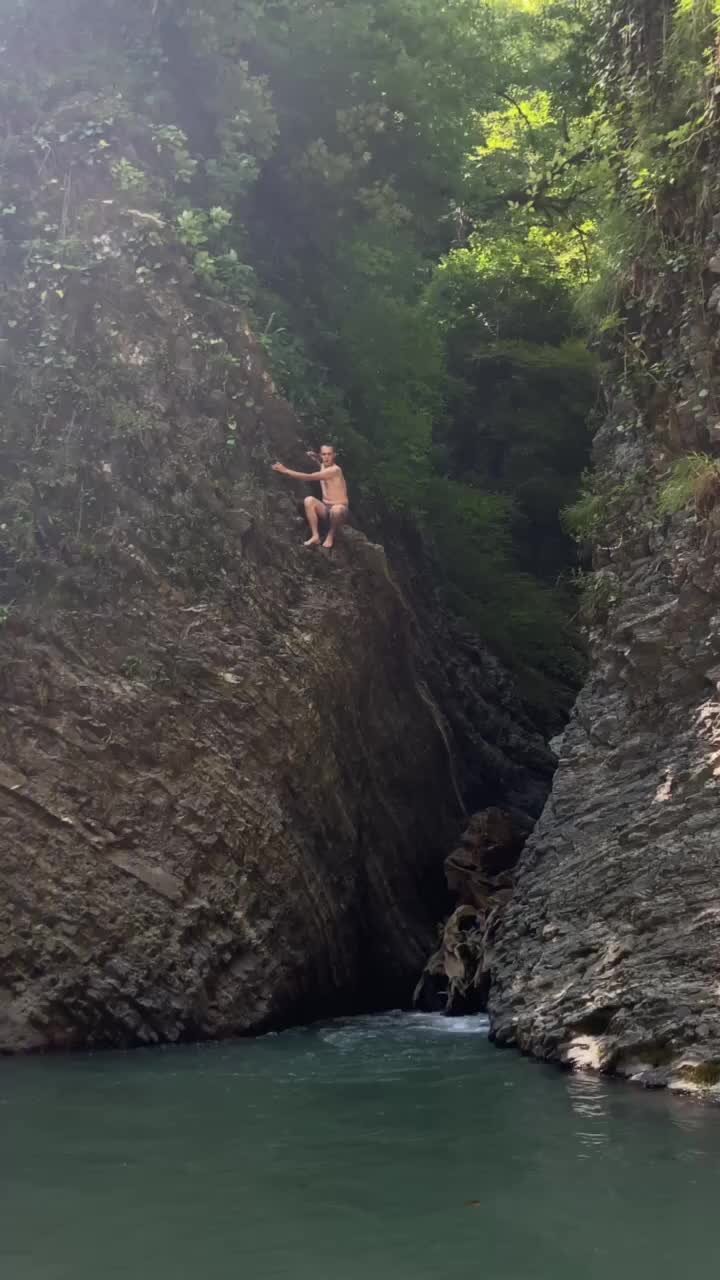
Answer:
top-left (272, 461), bottom-right (289, 475)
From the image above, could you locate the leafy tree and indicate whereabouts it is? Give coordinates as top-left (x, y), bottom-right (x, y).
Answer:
top-left (0, 0), bottom-right (604, 719)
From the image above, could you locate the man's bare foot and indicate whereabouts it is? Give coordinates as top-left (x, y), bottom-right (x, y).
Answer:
top-left (304, 535), bottom-right (321, 547)
top-left (322, 535), bottom-right (335, 550)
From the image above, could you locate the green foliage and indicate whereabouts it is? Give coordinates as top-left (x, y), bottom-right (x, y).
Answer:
top-left (425, 235), bottom-right (597, 578)
top-left (175, 206), bottom-right (255, 297)
top-left (0, 0), bottom-right (609, 717)
top-left (421, 476), bottom-right (585, 699)
top-left (657, 454), bottom-right (720, 516)
top-left (577, 0), bottom-right (720, 340)
top-left (572, 568), bottom-right (621, 625)
top-left (563, 469), bottom-right (648, 541)
top-left (562, 488), bottom-right (605, 541)
top-left (149, 124), bottom-right (198, 185)
top-left (111, 157), bottom-right (147, 192)
top-left (181, 0), bottom-right (600, 710)
top-left (4, 0), bottom-right (719, 723)
top-left (176, 206), bottom-right (231, 249)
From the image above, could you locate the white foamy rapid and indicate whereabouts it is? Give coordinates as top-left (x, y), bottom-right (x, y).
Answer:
top-left (316, 1010), bottom-right (490, 1050)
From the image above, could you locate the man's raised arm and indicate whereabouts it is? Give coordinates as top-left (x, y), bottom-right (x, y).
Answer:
top-left (272, 462), bottom-right (338, 482)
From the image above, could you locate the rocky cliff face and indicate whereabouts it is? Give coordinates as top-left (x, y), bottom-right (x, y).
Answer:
top-left (489, 435), bottom-right (720, 1090)
top-left (489, 0), bottom-right (720, 1094)
top-left (0, 89), bottom-right (552, 1051)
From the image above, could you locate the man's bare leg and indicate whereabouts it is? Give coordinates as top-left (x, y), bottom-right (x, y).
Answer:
top-left (303, 496), bottom-right (322, 546)
top-left (323, 504), bottom-right (347, 550)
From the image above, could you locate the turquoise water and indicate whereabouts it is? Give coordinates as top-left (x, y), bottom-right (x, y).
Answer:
top-left (2, 1012), bottom-right (720, 1279)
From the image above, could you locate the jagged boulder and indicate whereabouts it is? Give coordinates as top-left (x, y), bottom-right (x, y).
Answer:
top-left (414, 807), bottom-right (529, 1014)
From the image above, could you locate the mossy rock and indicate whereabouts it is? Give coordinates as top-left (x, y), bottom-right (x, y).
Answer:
top-left (678, 1061), bottom-right (720, 1087)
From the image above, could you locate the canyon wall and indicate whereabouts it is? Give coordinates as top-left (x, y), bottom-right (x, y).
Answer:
top-left (489, 0), bottom-right (720, 1092)
top-left (0, 87), bottom-right (551, 1052)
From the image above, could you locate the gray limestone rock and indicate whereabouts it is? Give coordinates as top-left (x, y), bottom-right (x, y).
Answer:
top-left (0, 111), bottom-right (551, 1052)
top-left (489, 416), bottom-right (720, 1096)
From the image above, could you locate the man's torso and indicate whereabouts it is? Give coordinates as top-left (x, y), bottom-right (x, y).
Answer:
top-left (321, 466), bottom-right (349, 508)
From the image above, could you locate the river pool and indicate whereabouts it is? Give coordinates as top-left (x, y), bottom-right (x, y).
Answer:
top-left (2, 1012), bottom-right (719, 1278)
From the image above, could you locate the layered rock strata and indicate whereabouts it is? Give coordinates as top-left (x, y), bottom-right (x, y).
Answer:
top-left (489, 0), bottom-right (720, 1094)
top-left (0, 92), bottom-right (551, 1052)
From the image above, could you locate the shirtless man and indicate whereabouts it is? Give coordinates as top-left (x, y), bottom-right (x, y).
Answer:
top-left (272, 445), bottom-right (350, 549)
